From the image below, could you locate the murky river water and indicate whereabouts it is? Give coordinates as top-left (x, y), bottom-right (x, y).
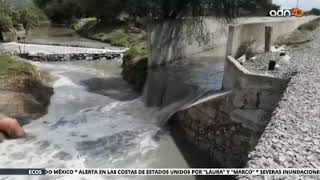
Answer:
top-left (0, 26), bottom-right (228, 180)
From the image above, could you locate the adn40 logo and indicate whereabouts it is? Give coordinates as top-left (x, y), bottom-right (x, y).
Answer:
top-left (269, 8), bottom-right (304, 17)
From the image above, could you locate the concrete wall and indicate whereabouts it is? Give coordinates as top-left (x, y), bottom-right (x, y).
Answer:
top-left (223, 56), bottom-right (289, 92)
top-left (148, 18), bottom-right (228, 67)
top-left (172, 55), bottom-right (290, 167)
top-left (222, 56), bottom-right (289, 129)
top-left (226, 17), bottom-right (316, 57)
top-left (149, 16), bottom-right (317, 67)
top-left (144, 69), bottom-right (204, 107)
top-left (1, 31), bottom-right (17, 42)
top-left (1, 29), bottom-right (26, 42)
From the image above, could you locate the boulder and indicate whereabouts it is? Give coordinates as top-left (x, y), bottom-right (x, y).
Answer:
top-left (237, 54), bottom-right (247, 65)
top-left (0, 114), bottom-right (25, 138)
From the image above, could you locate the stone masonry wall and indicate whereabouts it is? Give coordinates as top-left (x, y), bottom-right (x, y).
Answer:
top-left (173, 93), bottom-right (262, 167)
top-left (172, 56), bottom-right (289, 167)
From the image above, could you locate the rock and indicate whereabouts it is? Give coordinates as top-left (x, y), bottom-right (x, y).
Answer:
top-left (237, 54), bottom-right (246, 65)
top-left (281, 55), bottom-right (291, 62)
top-left (250, 56), bottom-right (256, 61)
top-left (299, 127), bottom-right (308, 132)
top-left (295, 155), bottom-right (304, 163)
top-left (0, 114), bottom-right (25, 138)
top-left (271, 45), bottom-right (285, 53)
top-left (238, 27), bottom-right (320, 180)
top-left (0, 132), bottom-right (5, 142)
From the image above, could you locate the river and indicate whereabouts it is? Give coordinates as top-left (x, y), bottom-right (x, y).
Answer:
top-left (0, 26), bottom-right (228, 180)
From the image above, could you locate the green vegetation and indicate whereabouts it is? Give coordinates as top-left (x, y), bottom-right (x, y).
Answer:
top-left (0, 55), bottom-right (35, 77)
top-left (0, 55), bottom-right (50, 93)
top-left (33, 0), bottom-right (274, 91)
top-left (34, 0), bottom-right (80, 24)
top-left (0, 12), bottom-right (12, 32)
top-left (309, 8), bottom-right (320, 15)
top-left (0, 2), bottom-right (43, 33)
top-left (74, 17), bottom-right (147, 53)
top-left (122, 55), bottom-right (148, 91)
top-left (0, 55), bottom-right (53, 121)
top-left (298, 18), bottom-right (320, 32)
top-left (93, 31), bottom-right (132, 47)
top-left (124, 47), bottom-right (147, 60)
top-left (34, 0), bottom-right (275, 24)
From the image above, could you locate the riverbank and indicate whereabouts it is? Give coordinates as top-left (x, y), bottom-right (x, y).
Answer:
top-left (72, 18), bottom-right (149, 91)
top-left (0, 55), bottom-right (53, 133)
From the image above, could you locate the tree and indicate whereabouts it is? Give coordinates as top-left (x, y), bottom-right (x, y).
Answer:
top-left (310, 8), bottom-right (320, 15)
top-left (125, 0), bottom-right (238, 20)
top-left (34, 0), bottom-right (81, 24)
top-left (32, 0), bottom-right (275, 32)
top-left (15, 7), bottom-right (40, 32)
top-left (35, 0), bottom-right (268, 24)
top-left (0, 2), bottom-right (40, 33)
top-left (0, 12), bottom-right (12, 32)
top-left (79, 0), bottom-right (127, 23)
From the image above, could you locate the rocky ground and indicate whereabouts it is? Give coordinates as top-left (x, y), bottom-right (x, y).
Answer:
top-left (243, 51), bottom-right (298, 79)
top-left (0, 55), bottom-right (53, 141)
top-left (238, 28), bottom-right (320, 179)
top-left (242, 29), bottom-right (313, 79)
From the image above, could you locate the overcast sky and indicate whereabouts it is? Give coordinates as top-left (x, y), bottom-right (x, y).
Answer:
top-left (273, 0), bottom-right (320, 10)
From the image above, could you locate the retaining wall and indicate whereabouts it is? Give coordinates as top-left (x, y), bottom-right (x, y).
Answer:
top-left (148, 16), bottom-right (317, 67)
top-left (1, 31), bottom-right (17, 42)
top-left (172, 56), bottom-right (289, 167)
top-left (1, 29), bottom-right (26, 42)
top-left (144, 69), bottom-right (202, 107)
top-left (148, 18), bottom-right (228, 67)
top-left (226, 17), bottom-right (316, 57)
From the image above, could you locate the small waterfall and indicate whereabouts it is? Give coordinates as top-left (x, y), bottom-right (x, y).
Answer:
top-left (142, 57), bottom-right (225, 126)
top-left (0, 58), bottom-right (214, 180)
top-left (0, 25), bottom-right (225, 180)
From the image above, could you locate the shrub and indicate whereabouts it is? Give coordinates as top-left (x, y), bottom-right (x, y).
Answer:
top-left (0, 12), bottom-right (12, 32)
top-left (298, 18), bottom-right (320, 32)
top-left (123, 46), bottom-right (147, 61)
top-left (123, 47), bottom-right (140, 60)
top-left (309, 8), bottom-right (320, 15)
top-left (0, 6), bottom-right (41, 33)
top-left (18, 7), bottom-right (39, 30)
top-left (107, 31), bottom-right (131, 47)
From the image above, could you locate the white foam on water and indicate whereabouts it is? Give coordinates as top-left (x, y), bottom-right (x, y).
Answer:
top-left (54, 74), bottom-right (80, 88)
top-left (0, 60), bottom-right (171, 180)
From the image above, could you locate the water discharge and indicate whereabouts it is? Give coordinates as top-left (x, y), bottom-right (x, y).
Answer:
top-left (0, 26), bottom-right (225, 180)
top-left (0, 60), bottom-right (187, 180)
